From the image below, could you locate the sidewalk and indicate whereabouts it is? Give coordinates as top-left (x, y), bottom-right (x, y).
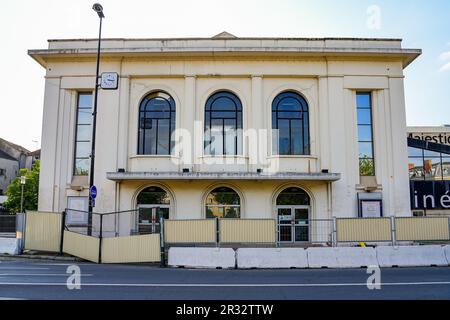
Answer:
top-left (0, 251), bottom-right (82, 262)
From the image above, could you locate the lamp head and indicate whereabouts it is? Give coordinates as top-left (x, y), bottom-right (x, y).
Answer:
top-left (92, 3), bottom-right (105, 18)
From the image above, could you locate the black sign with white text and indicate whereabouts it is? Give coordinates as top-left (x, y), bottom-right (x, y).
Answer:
top-left (410, 180), bottom-right (450, 210)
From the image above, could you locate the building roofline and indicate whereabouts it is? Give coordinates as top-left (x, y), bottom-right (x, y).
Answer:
top-left (46, 37), bottom-right (405, 42)
top-left (28, 46), bottom-right (422, 70)
top-left (0, 149), bottom-right (18, 162)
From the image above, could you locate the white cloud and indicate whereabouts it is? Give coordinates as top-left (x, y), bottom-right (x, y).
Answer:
top-left (439, 51), bottom-right (450, 61)
top-left (439, 62), bottom-right (450, 72)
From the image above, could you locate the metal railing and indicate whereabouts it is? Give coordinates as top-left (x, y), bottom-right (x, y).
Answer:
top-left (277, 219), bottom-right (333, 245)
top-left (335, 216), bottom-right (450, 245)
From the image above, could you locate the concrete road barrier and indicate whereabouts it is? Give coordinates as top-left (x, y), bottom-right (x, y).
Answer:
top-left (443, 245), bottom-right (450, 265)
top-left (237, 248), bottom-right (308, 269)
top-left (168, 247), bottom-right (236, 269)
top-left (307, 247), bottom-right (378, 268)
top-left (376, 245), bottom-right (448, 267)
top-left (0, 238), bottom-right (20, 255)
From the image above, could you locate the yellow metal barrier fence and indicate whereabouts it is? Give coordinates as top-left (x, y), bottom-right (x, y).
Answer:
top-left (395, 217), bottom-right (450, 241)
top-left (220, 219), bottom-right (276, 243)
top-left (101, 234), bottom-right (160, 263)
top-left (63, 231), bottom-right (100, 263)
top-left (336, 218), bottom-right (392, 242)
top-left (25, 211), bottom-right (62, 252)
top-left (164, 219), bottom-right (216, 243)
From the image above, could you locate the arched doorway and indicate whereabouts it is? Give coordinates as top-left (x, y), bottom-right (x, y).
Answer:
top-left (135, 186), bottom-right (171, 234)
top-left (275, 187), bottom-right (311, 242)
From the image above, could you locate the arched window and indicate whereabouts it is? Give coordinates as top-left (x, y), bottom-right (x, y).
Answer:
top-left (205, 187), bottom-right (241, 218)
top-left (272, 92), bottom-right (310, 155)
top-left (204, 91), bottom-right (242, 156)
top-left (276, 187), bottom-right (310, 206)
top-left (138, 92), bottom-right (176, 155)
top-left (137, 186), bottom-right (171, 205)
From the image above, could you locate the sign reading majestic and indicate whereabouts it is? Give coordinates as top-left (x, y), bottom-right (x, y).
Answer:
top-left (408, 132), bottom-right (450, 146)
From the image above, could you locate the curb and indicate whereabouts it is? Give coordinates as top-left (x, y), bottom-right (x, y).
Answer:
top-left (0, 254), bottom-right (82, 262)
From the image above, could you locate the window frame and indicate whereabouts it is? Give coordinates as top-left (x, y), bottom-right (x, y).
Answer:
top-left (73, 92), bottom-right (93, 176)
top-left (204, 91), bottom-right (243, 156)
top-left (271, 91), bottom-right (310, 156)
top-left (205, 186), bottom-right (241, 219)
top-left (356, 92), bottom-right (375, 176)
top-left (137, 91), bottom-right (176, 156)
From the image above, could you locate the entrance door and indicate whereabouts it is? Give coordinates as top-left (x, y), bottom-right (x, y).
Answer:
top-left (277, 206), bottom-right (310, 243)
top-left (137, 205), bottom-right (169, 234)
top-left (294, 208), bottom-right (309, 242)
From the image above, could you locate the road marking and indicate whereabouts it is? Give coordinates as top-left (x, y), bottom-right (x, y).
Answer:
top-left (0, 281), bottom-right (449, 287)
top-left (0, 268), bottom-right (49, 270)
top-left (0, 274), bottom-right (93, 277)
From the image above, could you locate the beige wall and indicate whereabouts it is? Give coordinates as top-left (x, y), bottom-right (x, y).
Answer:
top-left (36, 43), bottom-right (414, 226)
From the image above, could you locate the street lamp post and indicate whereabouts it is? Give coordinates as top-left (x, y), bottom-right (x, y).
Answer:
top-left (88, 3), bottom-right (105, 236)
top-left (20, 176), bottom-right (26, 213)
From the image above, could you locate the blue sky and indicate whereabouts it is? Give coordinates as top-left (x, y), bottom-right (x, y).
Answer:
top-left (0, 0), bottom-right (449, 150)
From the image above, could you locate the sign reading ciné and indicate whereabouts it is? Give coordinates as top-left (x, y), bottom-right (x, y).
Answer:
top-left (410, 180), bottom-right (450, 210)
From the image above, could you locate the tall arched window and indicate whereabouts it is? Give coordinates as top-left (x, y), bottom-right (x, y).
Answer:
top-left (204, 91), bottom-right (242, 156)
top-left (138, 91), bottom-right (176, 155)
top-left (205, 187), bottom-right (241, 218)
top-left (272, 91), bottom-right (310, 155)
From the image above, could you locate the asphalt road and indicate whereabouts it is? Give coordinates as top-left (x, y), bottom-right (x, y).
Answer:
top-left (0, 259), bottom-right (449, 300)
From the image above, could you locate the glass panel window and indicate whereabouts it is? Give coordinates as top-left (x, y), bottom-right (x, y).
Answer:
top-left (424, 157), bottom-right (442, 181)
top-left (356, 93), bottom-right (375, 176)
top-left (205, 187), bottom-right (241, 219)
top-left (137, 186), bottom-right (171, 205)
top-left (138, 92), bottom-right (176, 155)
top-left (276, 187), bottom-right (310, 206)
top-left (408, 157), bottom-right (424, 180)
top-left (204, 91), bottom-right (242, 156)
top-left (359, 158), bottom-right (375, 176)
top-left (442, 157), bottom-right (450, 180)
top-left (272, 92), bottom-right (310, 155)
top-left (73, 93), bottom-right (92, 176)
top-left (358, 125), bottom-right (373, 142)
top-left (357, 109), bottom-right (372, 125)
top-left (408, 147), bottom-right (423, 157)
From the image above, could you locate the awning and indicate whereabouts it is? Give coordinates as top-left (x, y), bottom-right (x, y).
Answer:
top-left (106, 171), bottom-right (341, 182)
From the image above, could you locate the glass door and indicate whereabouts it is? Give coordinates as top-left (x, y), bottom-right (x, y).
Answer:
top-left (277, 208), bottom-right (293, 242)
top-left (137, 206), bottom-right (169, 234)
top-left (294, 208), bottom-right (309, 242)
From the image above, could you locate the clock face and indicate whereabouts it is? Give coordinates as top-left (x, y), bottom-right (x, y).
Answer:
top-left (100, 72), bottom-right (119, 90)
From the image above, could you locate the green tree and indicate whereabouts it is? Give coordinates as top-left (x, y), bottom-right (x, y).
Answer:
top-left (4, 160), bottom-right (40, 214)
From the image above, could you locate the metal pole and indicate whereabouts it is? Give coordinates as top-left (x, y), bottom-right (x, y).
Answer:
top-left (20, 184), bottom-right (24, 213)
top-left (160, 217), bottom-right (165, 267)
top-left (332, 217), bottom-right (337, 247)
top-left (60, 211), bottom-right (66, 255)
top-left (88, 16), bottom-right (103, 236)
top-left (98, 214), bottom-right (103, 264)
top-left (390, 216), bottom-right (396, 246)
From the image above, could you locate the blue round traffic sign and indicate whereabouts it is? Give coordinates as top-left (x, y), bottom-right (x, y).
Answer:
top-left (90, 186), bottom-right (97, 199)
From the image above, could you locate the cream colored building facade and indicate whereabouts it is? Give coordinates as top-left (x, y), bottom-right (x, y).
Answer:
top-left (30, 34), bottom-right (421, 238)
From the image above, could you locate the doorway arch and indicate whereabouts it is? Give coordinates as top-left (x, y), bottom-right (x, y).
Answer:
top-left (275, 186), bottom-right (311, 242)
top-left (135, 186), bottom-right (171, 234)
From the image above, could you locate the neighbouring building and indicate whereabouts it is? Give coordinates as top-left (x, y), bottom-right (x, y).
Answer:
top-left (0, 138), bottom-right (40, 199)
top-left (29, 33), bottom-right (421, 241)
top-left (407, 126), bottom-right (450, 216)
top-left (0, 149), bottom-right (18, 197)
